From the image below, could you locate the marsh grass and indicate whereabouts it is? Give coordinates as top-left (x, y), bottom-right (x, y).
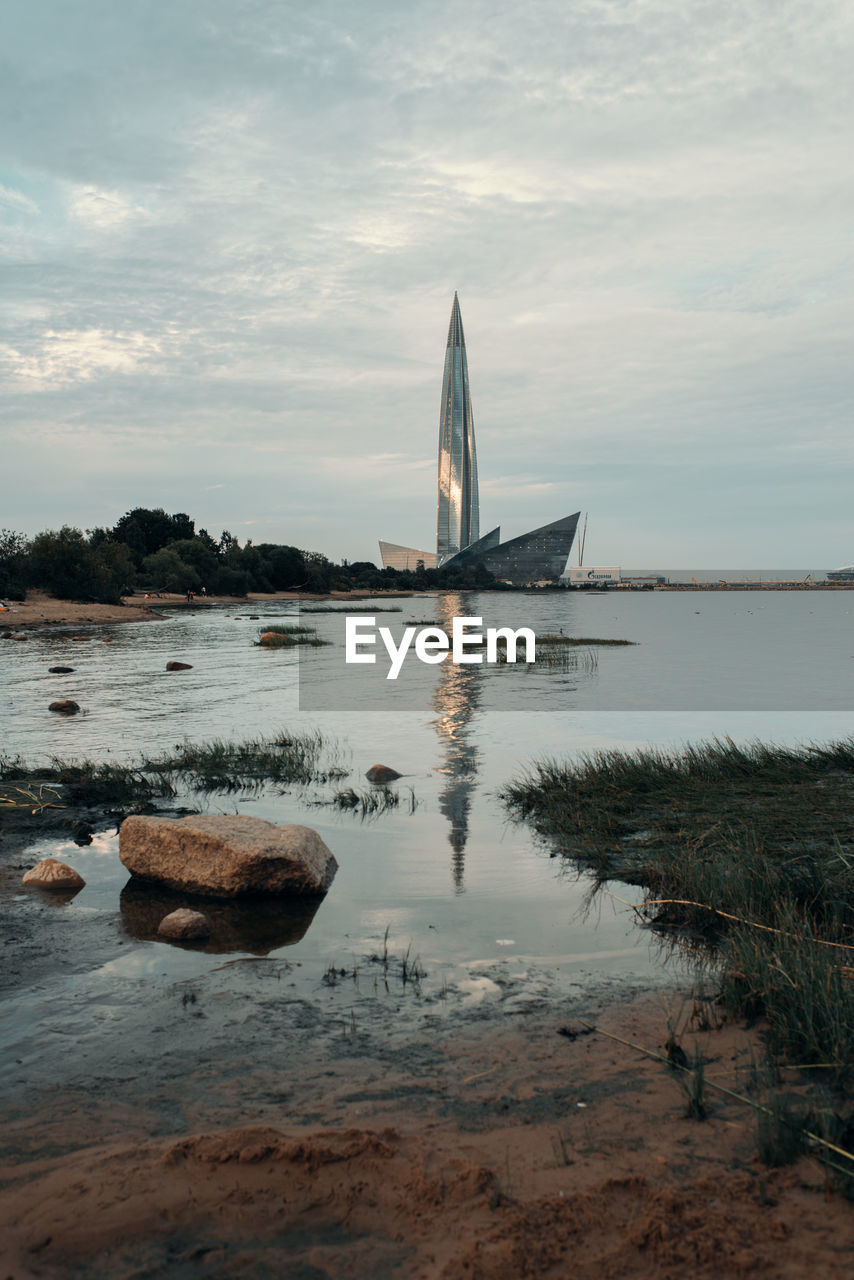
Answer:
top-left (1, 729), bottom-right (347, 812)
top-left (536, 633), bottom-right (636, 646)
top-left (144, 732), bottom-right (347, 789)
top-left (256, 624), bottom-right (329, 647)
top-left (324, 927), bottom-right (425, 995)
top-left (37, 760), bottom-right (176, 806)
top-left (367, 927), bottom-right (425, 989)
top-left (503, 737), bottom-right (854, 1086)
top-left (531, 645), bottom-right (598, 674)
top-left (299, 605), bottom-right (403, 614)
top-left (260, 624), bottom-right (317, 635)
top-left (329, 786), bottom-right (417, 817)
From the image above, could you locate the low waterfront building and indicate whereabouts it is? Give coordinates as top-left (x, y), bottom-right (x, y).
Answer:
top-left (378, 541), bottom-right (437, 571)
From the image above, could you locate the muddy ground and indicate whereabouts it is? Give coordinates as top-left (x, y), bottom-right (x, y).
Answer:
top-left (2, 813), bottom-right (853, 1279)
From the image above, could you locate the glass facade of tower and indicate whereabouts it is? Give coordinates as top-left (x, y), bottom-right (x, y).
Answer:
top-left (378, 292), bottom-right (579, 585)
top-left (436, 293), bottom-right (479, 562)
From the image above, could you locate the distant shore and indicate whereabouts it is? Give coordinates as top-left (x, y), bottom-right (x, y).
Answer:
top-left (0, 588), bottom-right (413, 634)
top-left (4, 580), bottom-right (854, 636)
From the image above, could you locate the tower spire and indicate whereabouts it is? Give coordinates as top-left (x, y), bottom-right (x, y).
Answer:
top-left (436, 294), bottom-right (479, 562)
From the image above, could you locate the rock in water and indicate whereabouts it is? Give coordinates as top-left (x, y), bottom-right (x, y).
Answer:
top-left (157, 908), bottom-right (211, 940)
top-left (49, 699), bottom-right (80, 714)
top-left (22, 858), bottom-right (85, 890)
top-left (365, 764), bottom-right (402, 783)
top-left (166, 660), bottom-right (193, 671)
top-left (119, 814), bottom-right (337, 898)
top-left (258, 631), bottom-right (288, 647)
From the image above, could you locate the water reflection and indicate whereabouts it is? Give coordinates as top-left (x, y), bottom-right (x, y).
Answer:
top-left (431, 594), bottom-right (483, 891)
top-left (21, 885), bottom-right (83, 908)
top-left (120, 881), bottom-right (326, 955)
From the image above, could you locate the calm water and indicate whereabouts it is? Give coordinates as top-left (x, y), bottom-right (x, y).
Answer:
top-left (2, 590), bottom-right (853, 995)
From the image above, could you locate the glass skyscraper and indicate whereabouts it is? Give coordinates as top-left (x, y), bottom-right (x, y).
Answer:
top-left (378, 293), bottom-right (579, 583)
top-left (436, 293), bottom-right (479, 563)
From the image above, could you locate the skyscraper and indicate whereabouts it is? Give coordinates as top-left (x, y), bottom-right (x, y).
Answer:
top-left (436, 293), bottom-right (479, 562)
top-left (378, 293), bottom-right (579, 583)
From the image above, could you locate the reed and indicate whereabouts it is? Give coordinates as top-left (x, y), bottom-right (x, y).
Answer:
top-left (503, 736), bottom-right (854, 1084)
top-left (1, 729), bottom-right (347, 813)
top-left (256, 624), bottom-right (329, 647)
top-left (299, 605), bottom-right (403, 614)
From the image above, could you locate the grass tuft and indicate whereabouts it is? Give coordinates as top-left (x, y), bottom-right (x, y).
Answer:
top-left (329, 786), bottom-right (417, 817)
top-left (256, 624), bottom-right (329, 647)
top-left (503, 736), bottom-right (854, 1086)
top-left (1, 730), bottom-right (348, 816)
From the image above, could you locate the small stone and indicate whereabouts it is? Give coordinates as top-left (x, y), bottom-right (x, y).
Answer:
top-left (157, 908), bottom-right (211, 940)
top-left (49, 699), bottom-right (80, 714)
top-left (48, 666), bottom-right (75, 673)
top-left (166, 661), bottom-right (193, 671)
top-left (365, 764), bottom-right (402, 784)
top-left (22, 858), bottom-right (85, 890)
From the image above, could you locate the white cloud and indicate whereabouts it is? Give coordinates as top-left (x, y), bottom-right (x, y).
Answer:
top-left (1, 329), bottom-right (163, 389)
top-left (0, 183), bottom-right (39, 215)
top-left (0, 0), bottom-right (852, 563)
top-left (69, 185), bottom-right (154, 230)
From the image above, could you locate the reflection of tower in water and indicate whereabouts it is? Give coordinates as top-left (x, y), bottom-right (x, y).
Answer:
top-left (431, 594), bottom-right (482, 891)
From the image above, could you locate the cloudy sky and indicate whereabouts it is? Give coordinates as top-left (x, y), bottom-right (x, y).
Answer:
top-left (2, 0), bottom-right (852, 566)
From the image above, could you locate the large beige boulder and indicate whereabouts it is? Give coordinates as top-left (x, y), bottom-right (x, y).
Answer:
top-left (119, 814), bottom-right (337, 898)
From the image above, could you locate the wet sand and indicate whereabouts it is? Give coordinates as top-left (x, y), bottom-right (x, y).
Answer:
top-left (2, 977), bottom-right (852, 1279)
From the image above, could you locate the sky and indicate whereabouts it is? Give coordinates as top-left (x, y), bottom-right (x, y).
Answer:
top-left (1, 0), bottom-right (852, 567)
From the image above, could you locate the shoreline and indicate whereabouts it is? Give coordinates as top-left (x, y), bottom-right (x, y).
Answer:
top-left (0, 588), bottom-right (417, 634)
top-left (1, 983), bottom-right (850, 1278)
top-left (4, 580), bottom-right (854, 636)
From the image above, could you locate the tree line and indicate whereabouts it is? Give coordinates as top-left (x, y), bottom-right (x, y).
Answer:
top-left (0, 507), bottom-right (496, 603)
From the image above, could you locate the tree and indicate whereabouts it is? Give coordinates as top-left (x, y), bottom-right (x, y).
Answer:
top-left (167, 538), bottom-right (218, 585)
top-left (0, 529), bottom-right (28, 600)
top-left (218, 530), bottom-right (240, 560)
top-left (27, 527), bottom-right (134, 602)
top-left (302, 551), bottom-right (332, 593)
top-left (88, 541), bottom-right (136, 602)
top-left (255, 544), bottom-right (306, 590)
top-left (140, 547), bottom-right (199, 593)
top-left (111, 508), bottom-right (195, 565)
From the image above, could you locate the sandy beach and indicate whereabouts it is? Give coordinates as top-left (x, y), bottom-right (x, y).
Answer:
top-left (1, 987), bottom-right (851, 1279)
top-left (0, 590), bottom-right (169, 632)
top-left (0, 589), bottom-right (414, 634)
